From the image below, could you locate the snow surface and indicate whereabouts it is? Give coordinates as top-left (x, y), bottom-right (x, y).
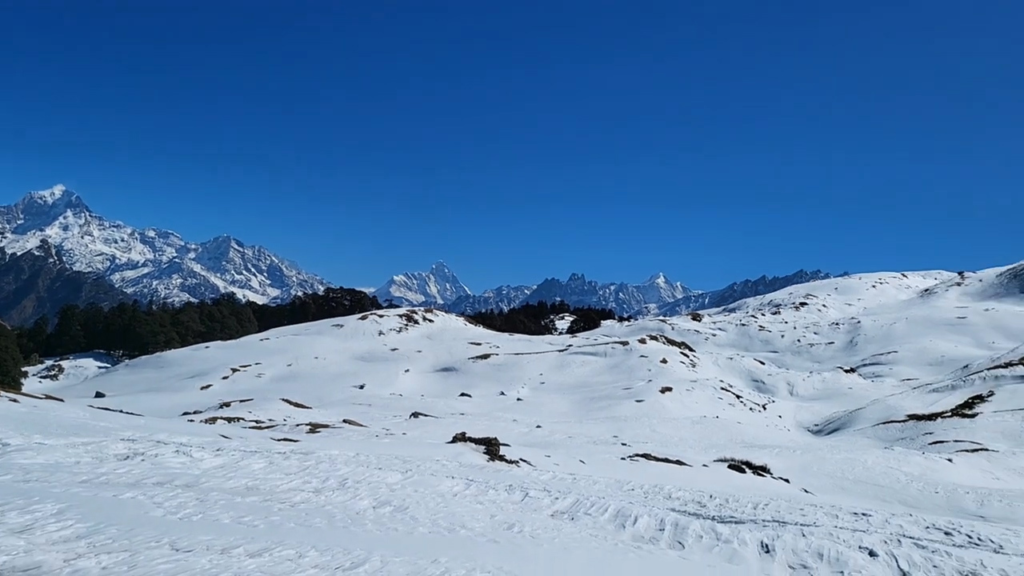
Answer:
top-left (3, 265), bottom-right (1024, 575)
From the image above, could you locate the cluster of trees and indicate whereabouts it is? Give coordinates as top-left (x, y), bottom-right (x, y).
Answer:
top-left (0, 287), bottom-right (384, 392)
top-left (467, 300), bottom-right (624, 335)
top-left (0, 291), bottom-right (624, 393)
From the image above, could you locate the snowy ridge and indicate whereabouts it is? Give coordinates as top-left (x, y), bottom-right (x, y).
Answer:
top-left (3, 261), bottom-right (1024, 574)
top-left (0, 185), bottom-right (330, 304)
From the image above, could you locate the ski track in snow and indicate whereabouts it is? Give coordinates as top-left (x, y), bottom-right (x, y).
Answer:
top-left (4, 266), bottom-right (1024, 575)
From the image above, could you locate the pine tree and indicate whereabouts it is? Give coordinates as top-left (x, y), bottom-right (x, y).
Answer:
top-left (47, 305), bottom-right (86, 357)
top-left (0, 324), bottom-right (27, 391)
top-left (16, 314), bottom-right (49, 360)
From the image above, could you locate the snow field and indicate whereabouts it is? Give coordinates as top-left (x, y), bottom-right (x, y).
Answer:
top-left (3, 266), bottom-right (1024, 574)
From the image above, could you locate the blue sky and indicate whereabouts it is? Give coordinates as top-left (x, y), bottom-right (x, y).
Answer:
top-left (1, 1), bottom-right (1021, 292)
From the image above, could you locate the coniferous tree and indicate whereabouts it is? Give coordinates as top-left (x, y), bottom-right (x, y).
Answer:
top-left (0, 324), bottom-right (27, 391)
top-left (16, 314), bottom-right (50, 360)
top-left (79, 303), bottom-right (107, 352)
top-left (47, 305), bottom-right (86, 356)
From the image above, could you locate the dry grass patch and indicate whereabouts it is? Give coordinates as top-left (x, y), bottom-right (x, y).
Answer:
top-left (647, 334), bottom-right (696, 353)
top-left (200, 415), bottom-right (267, 425)
top-left (88, 405), bottom-right (143, 417)
top-left (955, 447), bottom-right (998, 454)
top-left (880, 391), bottom-right (994, 424)
top-left (281, 398), bottom-right (313, 410)
top-left (624, 452), bottom-right (690, 467)
top-left (8, 390), bottom-right (64, 402)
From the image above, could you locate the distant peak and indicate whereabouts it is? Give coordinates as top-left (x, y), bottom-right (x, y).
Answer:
top-left (645, 272), bottom-right (669, 283)
top-left (210, 233), bottom-right (242, 245)
top-left (28, 184), bottom-right (68, 202)
top-left (19, 183), bottom-right (91, 211)
top-left (430, 260), bottom-right (452, 272)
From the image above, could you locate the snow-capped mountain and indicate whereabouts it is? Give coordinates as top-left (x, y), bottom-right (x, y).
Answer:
top-left (384, 265), bottom-right (695, 317)
top-left (445, 284), bottom-right (537, 315)
top-left (0, 185), bottom-right (330, 305)
top-left (520, 272), bottom-right (695, 316)
top-left (371, 261), bottom-right (471, 307)
top-left (391, 262), bottom-right (831, 318)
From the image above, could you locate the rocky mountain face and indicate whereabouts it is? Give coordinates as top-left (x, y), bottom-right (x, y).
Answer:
top-left (0, 240), bottom-right (130, 326)
top-left (0, 185), bottom-right (330, 305)
top-left (371, 261), bottom-right (471, 307)
top-left (445, 285), bottom-right (537, 315)
top-left (519, 272), bottom-right (694, 316)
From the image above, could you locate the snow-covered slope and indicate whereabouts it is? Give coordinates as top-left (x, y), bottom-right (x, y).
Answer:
top-left (0, 185), bottom-right (330, 304)
top-left (3, 263), bottom-right (1024, 574)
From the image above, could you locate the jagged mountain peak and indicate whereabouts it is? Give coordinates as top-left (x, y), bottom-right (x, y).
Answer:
top-left (21, 184), bottom-right (83, 207)
top-left (372, 261), bottom-right (472, 307)
top-left (2, 184), bottom-right (93, 235)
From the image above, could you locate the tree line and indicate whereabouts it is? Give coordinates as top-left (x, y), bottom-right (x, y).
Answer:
top-left (0, 292), bottom-right (620, 393)
top-left (466, 300), bottom-right (625, 335)
top-left (0, 287), bottom-right (383, 391)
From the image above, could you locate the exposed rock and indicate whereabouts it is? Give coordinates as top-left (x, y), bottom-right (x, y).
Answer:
top-left (625, 452), bottom-right (690, 467)
top-left (727, 462), bottom-right (747, 474)
top-left (447, 432), bottom-right (521, 465)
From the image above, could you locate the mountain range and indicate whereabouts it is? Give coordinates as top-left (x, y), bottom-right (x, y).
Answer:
top-left (377, 262), bottom-right (835, 318)
top-left (0, 185), bottom-right (330, 311)
top-left (0, 184), bottom-right (836, 324)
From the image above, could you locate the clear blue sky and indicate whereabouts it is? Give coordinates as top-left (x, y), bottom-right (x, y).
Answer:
top-left (1, 1), bottom-right (1021, 291)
